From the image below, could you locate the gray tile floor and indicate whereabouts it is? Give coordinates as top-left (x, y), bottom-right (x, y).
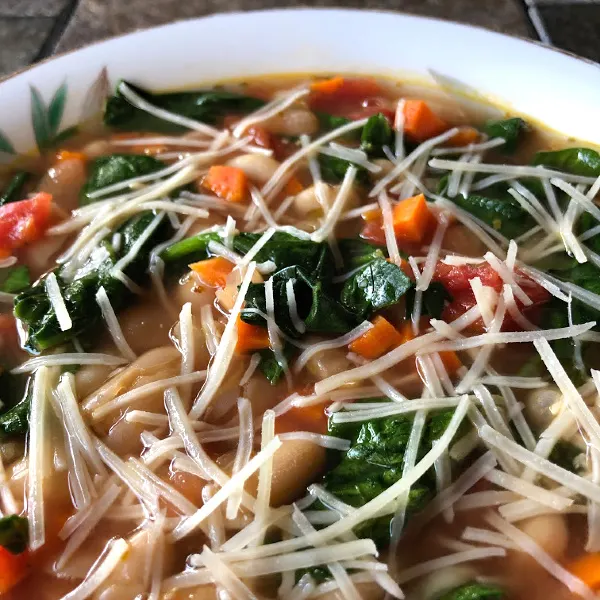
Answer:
top-left (0, 0), bottom-right (598, 77)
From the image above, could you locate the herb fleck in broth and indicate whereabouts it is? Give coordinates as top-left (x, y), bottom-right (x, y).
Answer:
top-left (0, 74), bottom-right (599, 600)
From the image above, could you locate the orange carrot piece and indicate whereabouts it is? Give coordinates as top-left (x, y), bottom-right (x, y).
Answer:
top-left (568, 553), bottom-right (600, 589)
top-left (284, 177), bottom-right (304, 196)
top-left (275, 402), bottom-right (330, 435)
top-left (189, 256), bottom-right (234, 288)
top-left (392, 194), bottom-right (434, 244)
top-left (0, 547), bottom-right (29, 594)
top-left (310, 76), bottom-right (345, 94)
top-left (55, 150), bottom-right (86, 163)
top-left (403, 100), bottom-right (449, 142)
top-left (439, 350), bottom-right (462, 375)
top-left (235, 316), bottom-right (271, 354)
top-left (204, 165), bottom-right (248, 203)
top-left (447, 126), bottom-right (480, 147)
top-left (349, 316), bottom-right (403, 360)
top-left (362, 207), bottom-right (382, 222)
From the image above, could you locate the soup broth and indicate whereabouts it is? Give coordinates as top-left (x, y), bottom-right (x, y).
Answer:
top-left (0, 74), bottom-right (599, 600)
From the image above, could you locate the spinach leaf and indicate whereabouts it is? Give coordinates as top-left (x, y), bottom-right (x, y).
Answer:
top-left (241, 266), bottom-right (353, 338)
top-left (406, 281), bottom-right (452, 320)
top-left (484, 117), bottom-right (528, 153)
top-left (0, 393), bottom-right (31, 439)
top-left (160, 231), bottom-right (221, 266)
top-left (533, 147), bottom-right (600, 178)
top-left (337, 238), bottom-right (387, 270)
top-left (258, 344), bottom-right (295, 385)
top-left (233, 232), bottom-right (331, 274)
top-left (80, 154), bottom-right (166, 205)
top-left (0, 515), bottom-right (28, 554)
top-left (437, 582), bottom-right (505, 600)
top-left (340, 258), bottom-right (412, 320)
top-left (450, 193), bottom-right (535, 239)
top-left (318, 154), bottom-right (369, 186)
top-left (297, 270), bottom-right (357, 334)
top-left (549, 440), bottom-right (585, 473)
top-left (360, 113), bottom-right (393, 157)
top-left (324, 408), bottom-right (460, 547)
top-left (104, 81), bottom-right (265, 133)
top-left (315, 112), bottom-right (352, 133)
top-left (0, 265), bottom-right (30, 293)
top-left (0, 171), bottom-right (30, 206)
top-left (14, 212), bottom-right (172, 352)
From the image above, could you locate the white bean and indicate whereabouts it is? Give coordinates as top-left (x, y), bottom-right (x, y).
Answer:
top-left (264, 109), bottom-right (319, 137)
top-left (524, 387), bottom-right (563, 431)
top-left (226, 154), bottom-right (281, 185)
top-left (518, 514), bottom-right (569, 561)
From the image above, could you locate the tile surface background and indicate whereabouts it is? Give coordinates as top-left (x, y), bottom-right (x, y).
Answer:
top-left (0, 0), bottom-right (597, 77)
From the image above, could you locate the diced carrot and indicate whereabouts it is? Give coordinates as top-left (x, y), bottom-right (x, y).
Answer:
top-left (392, 194), bottom-right (435, 244)
top-left (447, 126), bottom-right (480, 147)
top-left (55, 150), bottom-right (86, 163)
top-left (568, 553), bottom-right (600, 589)
top-left (203, 165), bottom-right (248, 203)
top-left (310, 76), bottom-right (345, 95)
top-left (235, 316), bottom-right (270, 354)
top-left (349, 316), bottom-right (403, 360)
top-left (284, 177), bottom-right (304, 196)
top-left (0, 547), bottom-right (29, 594)
top-left (403, 100), bottom-right (449, 142)
top-left (189, 257), bottom-right (234, 288)
top-left (397, 320), bottom-right (416, 345)
top-left (362, 207), bottom-right (382, 222)
top-left (275, 402), bottom-right (330, 435)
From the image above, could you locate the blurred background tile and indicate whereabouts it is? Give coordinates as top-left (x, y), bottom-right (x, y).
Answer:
top-left (0, 0), bottom-right (71, 17)
top-left (534, 3), bottom-right (600, 63)
top-left (55, 0), bottom-right (532, 53)
top-left (0, 17), bottom-right (53, 75)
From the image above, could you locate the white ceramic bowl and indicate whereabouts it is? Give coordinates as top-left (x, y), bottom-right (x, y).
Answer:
top-left (1, 8), bottom-right (600, 160)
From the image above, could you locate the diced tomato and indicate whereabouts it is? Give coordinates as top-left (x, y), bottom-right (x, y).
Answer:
top-left (433, 262), bottom-right (550, 331)
top-left (245, 125), bottom-right (272, 150)
top-left (0, 547), bottom-right (29, 594)
top-left (309, 77), bottom-right (393, 120)
top-left (0, 193), bottom-right (52, 258)
top-left (275, 402), bottom-right (330, 435)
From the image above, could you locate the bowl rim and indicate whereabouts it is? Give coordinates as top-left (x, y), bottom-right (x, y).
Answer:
top-left (2, 7), bottom-right (599, 86)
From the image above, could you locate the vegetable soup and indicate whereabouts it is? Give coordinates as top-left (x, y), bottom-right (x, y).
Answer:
top-left (0, 75), bottom-right (600, 600)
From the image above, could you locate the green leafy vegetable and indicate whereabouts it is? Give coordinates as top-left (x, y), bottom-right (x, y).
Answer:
top-left (406, 281), bottom-right (452, 320)
top-left (360, 113), bottom-right (393, 157)
top-left (549, 440), bottom-right (585, 473)
top-left (233, 232), bottom-right (332, 274)
top-left (318, 154), bottom-right (369, 186)
top-left (0, 171), bottom-right (30, 206)
top-left (337, 238), bottom-right (387, 270)
top-left (0, 515), bottom-right (28, 554)
top-left (437, 582), bottom-right (505, 600)
top-left (14, 212), bottom-right (172, 352)
top-left (104, 81), bottom-right (265, 133)
top-left (258, 344), bottom-right (295, 385)
top-left (315, 112), bottom-right (352, 133)
top-left (80, 154), bottom-right (166, 205)
top-left (0, 265), bottom-right (30, 294)
top-left (484, 117), bottom-right (528, 153)
top-left (533, 147), bottom-right (600, 178)
top-left (450, 193), bottom-right (535, 238)
top-left (340, 258), bottom-right (412, 320)
top-left (160, 231), bottom-right (221, 266)
top-left (0, 393), bottom-right (31, 439)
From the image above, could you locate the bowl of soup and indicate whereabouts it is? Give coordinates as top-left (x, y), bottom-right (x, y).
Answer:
top-left (0, 9), bottom-right (600, 600)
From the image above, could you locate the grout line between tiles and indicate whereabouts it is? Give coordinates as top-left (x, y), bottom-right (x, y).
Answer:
top-left (31, 0), bottom-right (80, 63)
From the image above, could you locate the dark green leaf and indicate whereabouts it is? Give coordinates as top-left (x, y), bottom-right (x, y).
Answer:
top-left (258, 344), bottom-right (295, 385)
top-left (340, 258), bottom-right (412, 319)
top-left (437, 582), bottom-right (505, 600)
top-left (0, 394), bottom-right (30, 439)
top-left (318, 154), bottom-right (369, 186)
top-left (14, 212), bottom-right (172, 352)
top-left (0, 172), bottom-right (31, 206)
top-left (533, 147), bottom-right (600, 178)
top-left (406, 281), bottom-right (452, 320)
top-left (104, 81), bottom-right (266, 133)
top-left (80, 154), bottom-right (166, 205)
top-left (360, 113), bottom-right (393, 157)
top-left (337, 238), bottom-right (387, 270)
top-left (233, 232), bottom-right (331, 274)
top-left (0, 515), bottom-right (28, 554)
top-left (160, 231), bottom-right (221, 266)
top-left (1, 265), bottom-right (30, 294)
top-left (450, 193), bottom-right (535, 239)
top-left (484, 117), bottom-right (528, 153)
top-left (315, 112), bottom-right (352, 133)
top-left (549, 440), bottom-right (585, 473)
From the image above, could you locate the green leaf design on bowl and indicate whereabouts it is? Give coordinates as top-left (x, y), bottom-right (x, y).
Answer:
top-left (30, 81), bottom-right (69, 152)
top-left (0, 131), bottom-right (15, 155)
